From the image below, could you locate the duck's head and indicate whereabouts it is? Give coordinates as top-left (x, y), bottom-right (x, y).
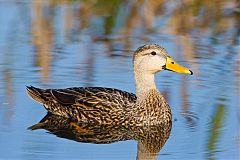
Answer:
top-left (133, 44), bottom-right (193, 75)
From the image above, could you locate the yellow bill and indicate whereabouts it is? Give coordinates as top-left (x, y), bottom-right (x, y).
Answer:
top-left (165, 57), bottom-right (193, 75)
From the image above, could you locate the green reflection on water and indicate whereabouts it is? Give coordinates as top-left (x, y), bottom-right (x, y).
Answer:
top-left (207, 98), bottom-right (226, 160)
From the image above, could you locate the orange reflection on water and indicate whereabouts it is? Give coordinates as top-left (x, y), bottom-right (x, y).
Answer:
top-left (31, 0), bottom-right (53, 82)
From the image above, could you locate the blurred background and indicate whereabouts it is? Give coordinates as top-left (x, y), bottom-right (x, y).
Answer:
top-left (0, 0), bottom-right (239, 159)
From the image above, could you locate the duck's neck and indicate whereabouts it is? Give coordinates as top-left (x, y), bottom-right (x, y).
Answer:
top-left (134, 69), bottom-right (157, 97)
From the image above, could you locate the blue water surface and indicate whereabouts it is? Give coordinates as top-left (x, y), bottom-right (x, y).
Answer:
top-left (0, 1), bottom-right (239, 160)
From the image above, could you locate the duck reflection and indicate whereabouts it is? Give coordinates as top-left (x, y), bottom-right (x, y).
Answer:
top-left (29, 113), bottom-right (171, 160)
top-left (27, 44), bottom-right (194, 159)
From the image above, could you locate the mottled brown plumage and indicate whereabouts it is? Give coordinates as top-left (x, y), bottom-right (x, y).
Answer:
top-left (27, 86), bottom-right (137, 124)
top-left (27, 44), bottom-right (192, 160)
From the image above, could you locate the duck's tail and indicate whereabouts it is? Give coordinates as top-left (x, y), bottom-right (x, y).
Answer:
top-left (26, 86), bottom-right (46, 104)
top-left (28, 122), bottom-right (45, 130)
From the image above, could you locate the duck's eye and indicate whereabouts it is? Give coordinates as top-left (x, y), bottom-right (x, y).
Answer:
top-left (171, 62), bottom-right (174, 64)
top-left (151, 51), bottom-right (156, 55)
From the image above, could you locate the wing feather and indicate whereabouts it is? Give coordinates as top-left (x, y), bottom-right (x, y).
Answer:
top-left (27, 86), bottom-right (137, 122)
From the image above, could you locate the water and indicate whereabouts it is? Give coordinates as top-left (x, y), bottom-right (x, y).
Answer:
top-left (0, 0), bottom-right (239, 159)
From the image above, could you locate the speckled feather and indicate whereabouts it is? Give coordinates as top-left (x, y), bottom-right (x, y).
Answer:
top-left (26, 44), bottom-right (193, 160)
top-left (26, 44), bottom-right (173, 128)
top-left (27, 86), bottom-right (137, 124)
top-left (27, 86), bottom-right (172, 132)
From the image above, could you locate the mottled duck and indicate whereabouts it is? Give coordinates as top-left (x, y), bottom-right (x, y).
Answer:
top-left (27, 44), bottom-right (192, 127)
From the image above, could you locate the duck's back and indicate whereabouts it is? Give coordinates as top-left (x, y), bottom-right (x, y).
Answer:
top-left (27, 86), bottom-right (137, 124)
